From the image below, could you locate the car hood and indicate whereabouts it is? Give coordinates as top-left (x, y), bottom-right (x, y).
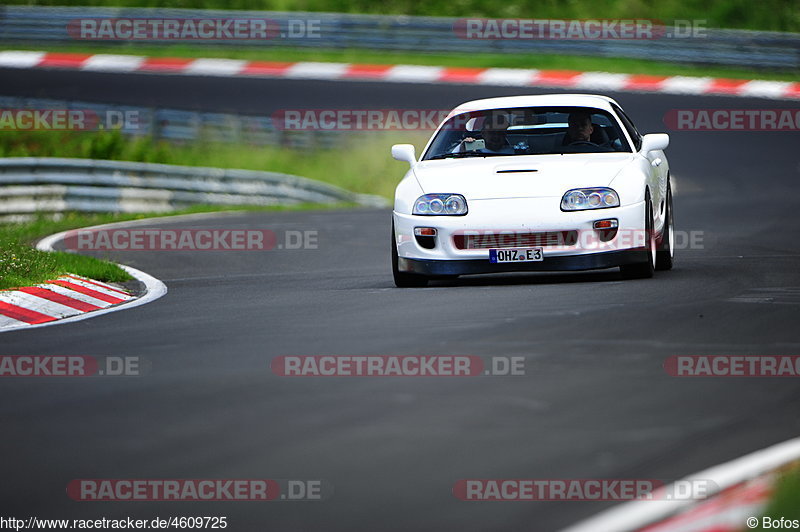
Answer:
top-left (413, 154), bottom-right (635, 200)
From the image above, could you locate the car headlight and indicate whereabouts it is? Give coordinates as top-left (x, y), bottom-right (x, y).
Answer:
top-left (561, 188), bottom-right (620, 211)
top-left (413, 194), bottom-right (468, 215)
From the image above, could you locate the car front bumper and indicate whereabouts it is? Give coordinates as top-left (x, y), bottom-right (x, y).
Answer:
top-left (397, 249), bottom-right (648, 276)
top-left (394, 197), bottom-right (647, 276)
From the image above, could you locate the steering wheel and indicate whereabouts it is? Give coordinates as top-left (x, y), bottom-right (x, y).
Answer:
top-left (568, 140), bottom-right (599, 147)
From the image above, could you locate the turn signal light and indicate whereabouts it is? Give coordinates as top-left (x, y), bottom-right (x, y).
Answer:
top-left (593, 219), bottom-right (619, 230)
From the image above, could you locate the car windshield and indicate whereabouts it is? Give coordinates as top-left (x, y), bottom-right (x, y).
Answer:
top-left (422, 106), bottom-right (632, 160)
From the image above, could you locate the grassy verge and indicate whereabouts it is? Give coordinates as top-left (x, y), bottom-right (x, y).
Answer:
top-left (4, 0), bottom-right (799, 32)
top-left (8, 43), bottom-right (800, 82)
top-left (1, 212), bottom-right (136, 291)
top-left (755, 465), bottom-right (800, 530)
top-left (0, 232), bottom-right (131, 291)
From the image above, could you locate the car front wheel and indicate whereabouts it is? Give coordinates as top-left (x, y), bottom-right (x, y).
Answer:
top-left (620, 193), bottom-right (656, 280)
top-left (392, 223), bottom-right (429, 288)
top-left (655, 182), bottom-right (674, 271)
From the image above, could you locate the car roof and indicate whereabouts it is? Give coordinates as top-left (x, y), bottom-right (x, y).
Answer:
top-left (449, 94), bottom-right (621, 115)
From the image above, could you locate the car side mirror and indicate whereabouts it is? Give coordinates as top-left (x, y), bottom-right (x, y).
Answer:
top-left (391, 144), bottom-right (416, 167)
top-left (640, 133), bottom-right (669, 153)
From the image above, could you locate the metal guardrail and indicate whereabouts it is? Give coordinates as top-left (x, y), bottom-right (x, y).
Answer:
top-left (0, 157), bottom-right (386, 217)
top-left (0, 6), bottom-right (798, 69)
top-left (0, 95), bottom-right (346, 149)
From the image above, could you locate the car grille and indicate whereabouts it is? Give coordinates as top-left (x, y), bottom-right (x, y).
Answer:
top-left (453, 231), bottom-right (578, 250)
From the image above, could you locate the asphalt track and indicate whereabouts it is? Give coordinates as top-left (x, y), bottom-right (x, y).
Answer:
top-left (1, 68), bottom-right (800, 531)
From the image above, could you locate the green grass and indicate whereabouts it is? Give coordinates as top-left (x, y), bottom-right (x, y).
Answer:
top-left (11, 43), bottom-right (800, 81)
top-left (0, 244), bottom-right (131, 290)
top-left (0, 213), bottom-right (134, 290)
top-left (5, 0), bottom-right (799, 32)
top-left (755, 465), bottom-right (800, 530)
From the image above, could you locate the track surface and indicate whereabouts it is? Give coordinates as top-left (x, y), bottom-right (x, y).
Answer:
top-left (1, 69), bottom-right (800, 531)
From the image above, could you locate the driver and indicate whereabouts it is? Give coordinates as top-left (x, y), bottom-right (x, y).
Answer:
top-left (566, 111), bottom-right (594, 143)
top-left (458, 113), bottom-right (515, 155)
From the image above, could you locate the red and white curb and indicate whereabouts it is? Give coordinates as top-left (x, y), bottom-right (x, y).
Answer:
top-left (560, 436), bottom-right (800, 532)
top-left (1, 50), bottom-right (798, 100)
top-left (0, 274), bottom-right (134, 329)
top-left (0, 221), bottom-right (170, 332)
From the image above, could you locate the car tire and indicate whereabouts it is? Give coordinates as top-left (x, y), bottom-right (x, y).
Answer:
top-left (392, 223), bottom-right (429, 288)
top-left (655, 182), bottom-right (674, 271)
top-left (620, 193), bottom-right (656, 280)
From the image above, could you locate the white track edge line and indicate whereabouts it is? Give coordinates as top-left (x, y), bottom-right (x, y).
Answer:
top-left (13, 211), bottom-right (248, 331)
top-left (0, 216), bottom-right (237, 332)
top-left (559, 436), bottom-right (800, 532)
top-left (37, 210), bottom-right (248, 241)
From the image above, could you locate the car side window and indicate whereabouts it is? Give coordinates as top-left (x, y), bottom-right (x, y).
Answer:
top-left (612, 104), bottom-right (642, 151)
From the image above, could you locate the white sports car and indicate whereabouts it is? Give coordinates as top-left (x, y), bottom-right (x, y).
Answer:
top-left (391, 94), bottom-right (673, 287)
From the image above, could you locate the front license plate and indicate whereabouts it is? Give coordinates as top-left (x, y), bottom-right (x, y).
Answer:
top-left (489, 247), bottom-right (543, 263)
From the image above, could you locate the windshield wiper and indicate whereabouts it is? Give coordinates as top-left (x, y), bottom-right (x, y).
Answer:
top-left (427, 152), bottom-right (482, 160)
top-left (427, 152), bottom-right (512, 160)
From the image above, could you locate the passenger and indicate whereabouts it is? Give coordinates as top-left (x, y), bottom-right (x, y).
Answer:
top-left (459, 114), bottom-right (515, 155)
